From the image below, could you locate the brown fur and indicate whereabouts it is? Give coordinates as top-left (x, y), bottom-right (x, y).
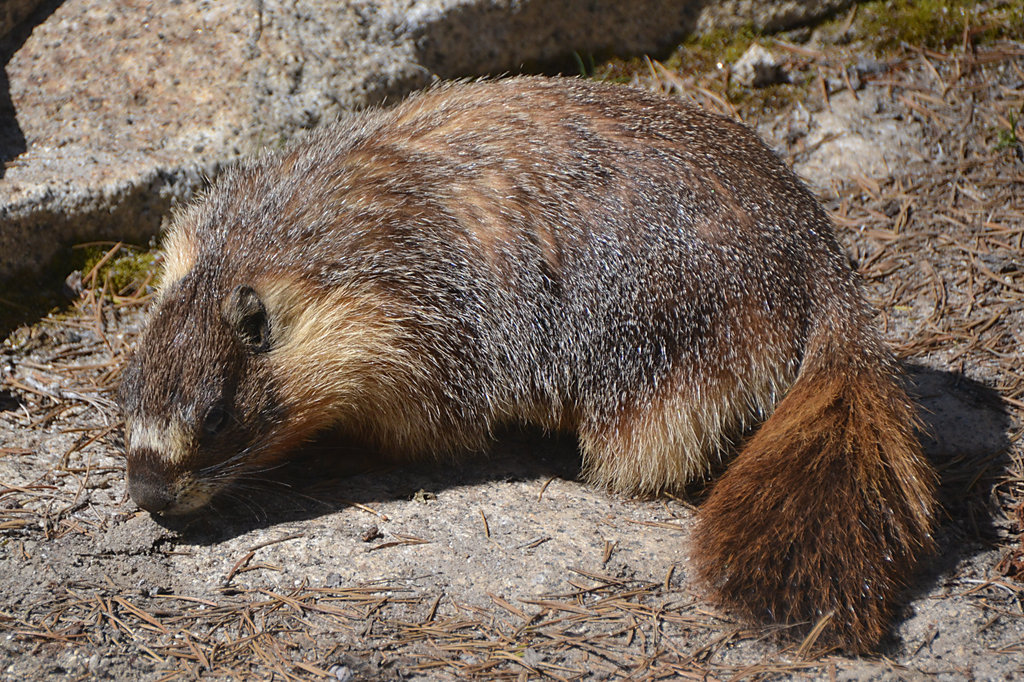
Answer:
top-left (118, 76), bottom-right (936, 650)
top-left (695, 319), bottom-right (935, 651)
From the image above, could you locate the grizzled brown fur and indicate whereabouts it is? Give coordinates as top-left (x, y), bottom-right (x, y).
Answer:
top-left (118, 76), bottom-right (936, 651)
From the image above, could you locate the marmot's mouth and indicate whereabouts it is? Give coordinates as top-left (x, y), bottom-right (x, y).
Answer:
top-left (126, 458), bottom-right (216, 516)
top-left (151, 493), bottom-right (215, 517)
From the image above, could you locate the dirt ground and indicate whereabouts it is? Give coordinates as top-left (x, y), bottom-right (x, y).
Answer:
top-left (2, 8), bottom-right (1024, 681)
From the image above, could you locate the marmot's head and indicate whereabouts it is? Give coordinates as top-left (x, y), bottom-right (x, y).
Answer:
top-left (118, 275), bottom-right (283, 515)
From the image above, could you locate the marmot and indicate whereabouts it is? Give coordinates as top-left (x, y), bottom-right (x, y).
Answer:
top-left (118, 76), bottom-right (935, 651)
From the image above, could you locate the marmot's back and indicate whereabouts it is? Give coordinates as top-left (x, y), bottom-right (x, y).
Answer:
top-left (119, 77), bottom-right (935, 651)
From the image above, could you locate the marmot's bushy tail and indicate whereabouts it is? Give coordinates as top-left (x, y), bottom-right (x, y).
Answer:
top-left (693, 328), bottom-right (936, 652)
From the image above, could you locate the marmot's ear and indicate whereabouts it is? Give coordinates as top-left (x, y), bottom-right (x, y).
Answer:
top-left (222, 285), bottom-right (271, 353)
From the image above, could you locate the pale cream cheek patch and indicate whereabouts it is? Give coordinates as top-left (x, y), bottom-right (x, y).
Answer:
top-left (127, 418), bottom-right (191, 466)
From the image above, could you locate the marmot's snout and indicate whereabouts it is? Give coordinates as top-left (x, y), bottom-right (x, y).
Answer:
top-left (125, 452), bottom-right (175, 514)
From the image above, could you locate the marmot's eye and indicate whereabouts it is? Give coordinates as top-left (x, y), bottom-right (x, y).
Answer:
top-left (203, 407), bottom-right (228, 436)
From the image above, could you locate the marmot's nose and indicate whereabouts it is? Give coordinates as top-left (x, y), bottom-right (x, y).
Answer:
top-left (126, 452), bottom-right (175, 514)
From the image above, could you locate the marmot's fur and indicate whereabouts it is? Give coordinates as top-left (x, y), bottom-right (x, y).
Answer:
top-left (119, 76), bottom-right (936, 651)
